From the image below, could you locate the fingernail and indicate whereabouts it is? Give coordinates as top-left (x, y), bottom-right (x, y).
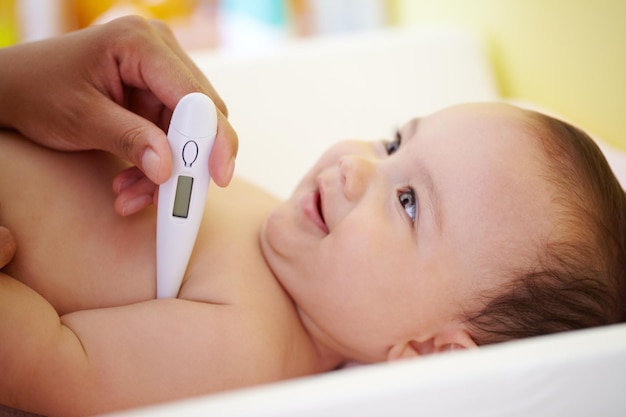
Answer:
top-left (121, 195), bottom-right (152, 217)
top-left (142, 148), bottom-right (161, 183)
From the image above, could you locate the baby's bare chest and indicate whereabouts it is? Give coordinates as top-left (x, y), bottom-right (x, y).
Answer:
top-left (0, 136), bottom-right (278, 314)
top-left (14, 193), bottom-right (272, 316)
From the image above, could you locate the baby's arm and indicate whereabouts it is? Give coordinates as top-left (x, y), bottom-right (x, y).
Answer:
top-left (0, 272), bottom-right (273, 416)
top-left (0, 272), bottom-right (89, 414)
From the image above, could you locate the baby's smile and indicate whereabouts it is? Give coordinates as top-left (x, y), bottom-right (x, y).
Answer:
top-left (301, 187), bottom-right (329, 235)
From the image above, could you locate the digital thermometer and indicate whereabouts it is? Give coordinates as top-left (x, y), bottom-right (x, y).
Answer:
top-left (156, 92), bottom-right (217, 298)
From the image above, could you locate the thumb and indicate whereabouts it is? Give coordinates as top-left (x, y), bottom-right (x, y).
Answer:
top-left (96, 102), bottom-right (173, 185)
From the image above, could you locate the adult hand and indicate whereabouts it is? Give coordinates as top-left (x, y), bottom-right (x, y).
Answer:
top-left (0, 16), bottom-right (238, 216)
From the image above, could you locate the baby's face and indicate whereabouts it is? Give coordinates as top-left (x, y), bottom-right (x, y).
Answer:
top-left (260, 103), bottom-right (553, 362)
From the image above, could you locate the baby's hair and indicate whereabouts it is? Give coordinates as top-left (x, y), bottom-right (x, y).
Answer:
top-left (464, 109), bottom-right (626, 345)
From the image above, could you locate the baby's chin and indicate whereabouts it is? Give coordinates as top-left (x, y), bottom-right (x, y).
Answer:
top-left (256, 215), bottom-right (285, 289)
top-left (256, 200), bottom-right (298, 274)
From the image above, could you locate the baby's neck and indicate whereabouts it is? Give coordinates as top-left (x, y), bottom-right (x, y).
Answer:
top-left (179, 178), bottom-right (346, 373)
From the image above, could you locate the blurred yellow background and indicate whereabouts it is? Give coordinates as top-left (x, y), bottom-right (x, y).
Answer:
top-left (72, 0), bottom-right (197, 27)
top-left (394, 0), bottom-right (626, 149)
top-left (1, 0), bottom-right (624, 148)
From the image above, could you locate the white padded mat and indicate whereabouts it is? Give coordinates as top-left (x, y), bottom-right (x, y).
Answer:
top-left (107, 323), bottom-right (626, 417)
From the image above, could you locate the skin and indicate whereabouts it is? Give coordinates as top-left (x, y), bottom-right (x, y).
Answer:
top-left (0, 103), bottom-right (554, 416)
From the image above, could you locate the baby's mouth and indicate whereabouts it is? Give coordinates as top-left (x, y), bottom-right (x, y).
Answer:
top-left (316, 189), bottom-right (328, 233)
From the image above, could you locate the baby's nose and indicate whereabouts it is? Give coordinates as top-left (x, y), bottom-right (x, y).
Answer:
top-left (339, 155), bottom-right (375, 201)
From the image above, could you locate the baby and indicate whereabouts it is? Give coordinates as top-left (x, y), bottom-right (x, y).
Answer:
top-left (1, 102), bottom-right (624, 416)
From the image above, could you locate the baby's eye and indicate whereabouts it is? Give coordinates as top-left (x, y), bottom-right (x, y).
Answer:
top-left (385, 130), bottom-right (402, 155)
top-left (398, 188), bottom-right (418, 223)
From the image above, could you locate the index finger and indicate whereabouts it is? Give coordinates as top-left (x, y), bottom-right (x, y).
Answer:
top-left (107, 17), bottom-right (238, 185)
top-left (146, 19), bottom-right (229, 116)
top-left (103, 16), bottom-right (224, 116)
top-left (145, 19), bottom-right (238, 185)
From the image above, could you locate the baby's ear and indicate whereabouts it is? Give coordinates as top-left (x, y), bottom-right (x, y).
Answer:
top-left (386, 341), bottom-right (423, 361)
top-left (432, 328), bottom-right (477, 353)
top-left (386, 329), bottom-right (477, 361)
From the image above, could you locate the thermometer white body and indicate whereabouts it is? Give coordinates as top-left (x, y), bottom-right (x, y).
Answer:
top-left (156, 92), bottom-right (217, 298)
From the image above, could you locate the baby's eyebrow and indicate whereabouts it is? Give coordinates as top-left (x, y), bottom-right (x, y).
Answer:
top-left (400, 117), bottom-right (421, 141)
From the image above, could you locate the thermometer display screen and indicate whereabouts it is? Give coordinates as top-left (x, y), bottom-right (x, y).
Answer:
top-left (173, 175), bottom-right (194, 218)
